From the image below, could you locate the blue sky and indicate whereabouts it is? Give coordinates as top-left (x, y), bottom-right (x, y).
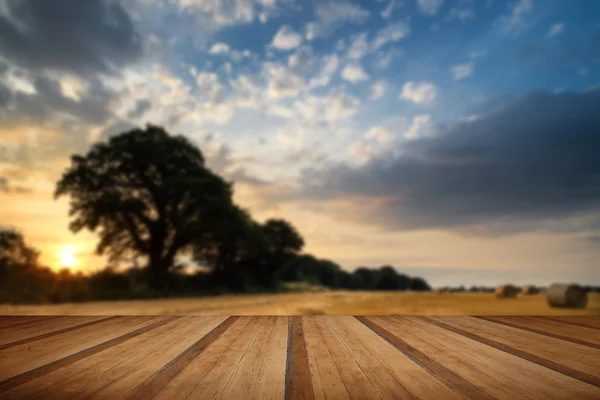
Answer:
top-left (1, 0), bottom-right (600, 286)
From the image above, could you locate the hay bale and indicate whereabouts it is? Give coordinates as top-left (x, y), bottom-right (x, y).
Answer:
top-left (521, 285), bottom-right (540, 295)
top-left (546, 283), bottom-right (588, 309)
top-left (495, 284), bottom-right (518, 298)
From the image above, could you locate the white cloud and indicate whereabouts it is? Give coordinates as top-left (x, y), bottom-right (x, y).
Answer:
top-left (305, 22), bottom-right (320, 41)
top-left (368, 80), bottom-right (386, 100)
top-left (264, 63), bottom-right (304, 98)
top-left (341, 64), bottom-right (369, 83)
top-left (365, 126), bottom-right (393, 144)
top-left (324, 91), bottom-right (360, 120)
top-left (287, 46), bottom-right (313, 74)
top-left (417, 0), bottom-right (444, 16)
top-left (547, 23), bottom-right (565, 37)
top-left (306, 1), bottom-right (370, 40)
top-left (381, 0), bottom-right (400, 19)
top-left (315, 1), bottom-right (370, 25)
top-left (309, 54), bottom-right (339, 88)
top-left (347, 33), bottom-right (369, 59)
top-left (404, 114), bottom-right (437, 139)
top-left (209, 42), bottom-right (230, 54)
top-left (349, 141), bottom-right (374, 164)
top-left (372, 21), bottom-right (410, 50)
top-left (271, 25), bottom-right (303, 50)
top-left (498, 0), bottom-right (533, 34)
top-left (400, 81), bottom-right (437, 104)
top-left (175, 0), bottom-right (279, 28)
top-left (194, 71), bottom-right (224, 102)
top-left (451, 61), bottom-right (474, 80)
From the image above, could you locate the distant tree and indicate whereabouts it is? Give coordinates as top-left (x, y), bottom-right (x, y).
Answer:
top-left (55, 125), bottom-right (234, 290)
top-left (0, 230), bottom-right (53, 303)
top-left (409, 277), bottom-right (431, 291)
top-left (259, 219), bottom-right (304, 289)
top-left (375, 266), bottom-right (410, 291)
top-left (353, 267), bottom-right (377, 290)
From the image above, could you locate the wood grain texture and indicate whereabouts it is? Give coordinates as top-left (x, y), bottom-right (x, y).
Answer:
top-left (477, 316), bottom-right (600, 348)
top-left (285, 316), bottom-right (315, 400)
top-left (374, 316), bottom-right (600, 400)
top-left (425, 316), bottom-right (600, 388)
top-left (0, 316), bottom-right (599, 399)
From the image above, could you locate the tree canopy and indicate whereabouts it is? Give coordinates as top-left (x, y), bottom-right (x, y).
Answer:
top-left (55, 125), bottom-right (234, 289)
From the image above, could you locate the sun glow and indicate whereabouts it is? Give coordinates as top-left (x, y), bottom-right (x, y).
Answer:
top-left (59, 245), bottom-right (78, 269)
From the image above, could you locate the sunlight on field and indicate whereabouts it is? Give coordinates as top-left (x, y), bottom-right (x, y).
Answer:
top-left (1, 292), bottom-right (599, 316)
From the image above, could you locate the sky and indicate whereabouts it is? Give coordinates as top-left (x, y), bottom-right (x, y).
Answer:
top-left (1, 0), bottom-right (600, 287)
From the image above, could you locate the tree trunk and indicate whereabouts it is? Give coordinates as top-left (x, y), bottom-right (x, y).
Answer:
top-left (146, 252), bottom-right (173, 291)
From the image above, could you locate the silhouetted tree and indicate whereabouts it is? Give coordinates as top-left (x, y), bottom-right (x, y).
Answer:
top-left (258, 219), bottom-right (304, 289)
top-left (375, 266), bottom-right (411, 291)
top-left (55, 125), bottom-right (234, 290)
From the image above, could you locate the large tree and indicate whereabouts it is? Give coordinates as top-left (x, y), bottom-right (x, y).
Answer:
top-left (55, 125), bottom-right (234, 290)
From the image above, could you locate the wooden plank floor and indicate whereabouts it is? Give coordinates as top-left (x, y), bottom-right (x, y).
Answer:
top-left (0, 316), bottom-right (598, 399)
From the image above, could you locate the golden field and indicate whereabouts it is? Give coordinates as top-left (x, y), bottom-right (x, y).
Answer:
top-left (0, 291), bottom-right (598, 315)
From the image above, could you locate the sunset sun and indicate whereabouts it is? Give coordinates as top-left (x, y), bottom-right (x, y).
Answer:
top-left (59, 245), bottom-right (78, 269)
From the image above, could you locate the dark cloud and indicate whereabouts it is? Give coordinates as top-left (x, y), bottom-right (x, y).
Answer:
top-left (297, 90), bottom-right (600, 234)
top-left (126, 99), bottom-right (151, 119)
top-left (0, 175), bottom-right (32, 193)
top-left (0, 0), bottom-right (142, 76)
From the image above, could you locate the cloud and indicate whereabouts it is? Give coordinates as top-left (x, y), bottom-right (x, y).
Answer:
top-left (306, 1), bottom-right (370, 40)
top-left (209, 42), bottom-right (230, 54)
top-left (447, 7), bottom-right (475, 22)
top-left (372, 21), bottom-right (410, 50)
top-left (174, 0), bottom-right (279, 27)
top-left (315, 1), bottom-right (370, 25)
top-left (295, 90), bottom-right (600, 234)
top-left (381, 0), bottom-right (401, 19)
top-left (368, 80), bottom-right (386, 100)
top-left (497, 0), bottom-right (533, 35)
top-left (417, 0), bottom-right (444, 16)
top-left (0, 175), bottom-right (31, 193)
top-left (346, 33), bottom-right (370, 60)
top-left (309, 54), bottom-right (339, 88)
top-left (271, 25), bottom-right (303, 50)
top-left (365, 126), bottom-right (393, 145)
top-left (0, 0), bottom-right (143, 77)
top-left (451, 61), bottom-right (474, 80)
top-left (341, 64), bottom-right (369, 83)
top-left (404, 114), bottom-right (436, 139)
top-left (400, 81), bottom-right (437, 104)
top-left (547, 23), bottom-right (565, 38)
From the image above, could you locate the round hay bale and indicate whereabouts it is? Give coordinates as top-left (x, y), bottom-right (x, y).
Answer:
top-left (521, 285), bottom-right (540, 295)
top-left (495, 284), bottom-right (518, 298)
top-left (546, 283), bottom-right (588, 309)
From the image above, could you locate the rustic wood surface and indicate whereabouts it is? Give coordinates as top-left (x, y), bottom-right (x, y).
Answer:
top-left (0, 316), bottom-right (598, 399)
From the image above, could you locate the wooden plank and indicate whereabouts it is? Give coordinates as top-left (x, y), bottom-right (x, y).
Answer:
top-left (182, 316), bottom-right (263, 399)
top-left (313, 316), bottom-right (380, 399)
top-left (540, 316), bottom-right (600, 330)
top-left (152, 317), bottom-right (255, 399)
top-left (425, 316), bottom-right (600, 387)
top-left (0, 316), bottom-right (201, 400)
top-left (216, 317), bottom-right (285, 400)
top-left (285, 316), bottom-right (314, 400)
top-left (0, 316), bottom-right (57, 330)
top-left (0, 316), bottom-right (117, 349)
top-left (303, 316), bottom-right (350, 400)
top-left (87, 316), bottom-right (229, 400)
top-left (328, 316), bottom-right (418, 399)
top-left (373, 316), bottom-right (600, 400)
top-left (250, 317), bottom-right (288, 400)
top-left (358, 316), bottom-right (491, 400)
top-left (478, 316), bottom-right (600, 348)
top-left (123, 316), bottom-right (237, 400)
top-left (0, 316), bottom-right (173, 394)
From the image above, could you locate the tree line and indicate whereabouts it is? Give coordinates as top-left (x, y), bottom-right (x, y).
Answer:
top-left (0, 125), bottom-right (430, 304)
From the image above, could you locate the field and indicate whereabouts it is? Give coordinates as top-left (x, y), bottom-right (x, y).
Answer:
top-left (0, 291), bottom-right (599, 315)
